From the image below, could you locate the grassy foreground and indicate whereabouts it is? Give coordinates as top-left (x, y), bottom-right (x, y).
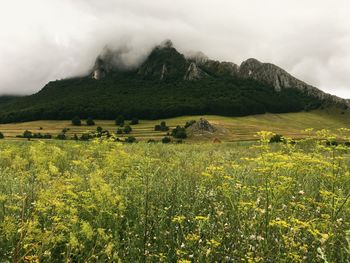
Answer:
top-left (0, 130), bottom-right (350, 262)
top-left (0, 109), bottom-right (349, 141)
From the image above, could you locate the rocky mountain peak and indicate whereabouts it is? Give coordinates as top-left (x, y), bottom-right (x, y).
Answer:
top-left (137, 42), bottom-right (188, 80)
top-left (184, 62), bottom-right (207, 80)
top-left (89, 40), bottom-right (348, 107)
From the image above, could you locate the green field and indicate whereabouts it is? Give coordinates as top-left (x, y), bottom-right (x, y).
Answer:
top-left (0, 134), bottom-right (349, 262)
top-left (0, 109), bottom-right (349, 142)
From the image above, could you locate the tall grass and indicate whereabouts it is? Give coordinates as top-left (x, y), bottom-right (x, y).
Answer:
top-left (0, 131), bottom-right (349, 262)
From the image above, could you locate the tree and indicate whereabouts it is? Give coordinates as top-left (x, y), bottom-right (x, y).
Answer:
top-left (130, 118), bottom-right (139, 125)
top-left (124, 125), bottom-right (132, 134)
top-left (162, 137), bottom-right (171, 143)
top-left (115, 115), bottom-right (124, 126)
top-left (171, 126), bottom-right (187, 139)
top-left (86, 117), bottom-right (95, 126)
top-left (72, 116), bottom-right (81, 126)
top-left (155, 121), bottom-right (169, 131)
top-left (0, 132), bottom-right (4, 139)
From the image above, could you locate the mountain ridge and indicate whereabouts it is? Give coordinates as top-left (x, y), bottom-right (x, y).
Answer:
top-left (0, 40), bottom-right (348, 123)
top-left (91, 41), bottom-right (348, 106)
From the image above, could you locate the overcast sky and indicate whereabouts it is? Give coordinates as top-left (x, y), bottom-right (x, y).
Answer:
top-left (1, 0), bottom-right (350, 98)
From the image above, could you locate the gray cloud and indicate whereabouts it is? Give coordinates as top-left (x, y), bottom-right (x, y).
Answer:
top-left (0, 0), bottom-right (349, 98)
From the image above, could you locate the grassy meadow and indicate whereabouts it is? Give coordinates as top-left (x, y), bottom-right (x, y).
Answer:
top-left (0, 109), bottom-right (349, 142)
top-left (0, 130), bottom-right (350, 262)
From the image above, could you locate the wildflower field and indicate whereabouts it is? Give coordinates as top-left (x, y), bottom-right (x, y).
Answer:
top-left (0, 130), bottom-right (350, 262)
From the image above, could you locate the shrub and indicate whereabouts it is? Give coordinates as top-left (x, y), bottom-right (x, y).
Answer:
top-left (80, 133), bottom-right (92, 141)
top-left (23, 130), bottom-right (33, 138)
top-left (42, 134), bottom-right (52, 139)
top-left (115, 115), bottom-right (125, 126)
top-left (269, 134), bottom-right (283, 143)
top-left (0, 132), bottom-right (4, 139)
top-left (96, 126), bottom-right (103, 133)
top-left (124, 125), bottom-right (132, 134)
top-left (62, 128), bottom-right (70, 133)
top-left (130, 118), bottom-right (139, 125)
top-left (185, 120), bottom-right (196, 128)
top-left (326, 140), bottom-right (338, 146)
top-left (155, 121), bottom-right (169, 131)
top-left (86, 117), bottom-right (95, 126)
top-left (162, 137), bottom-right (171, 143)
top-left (56, 133), bottom-right (67, 140)
top-left (171, 126), bottom-right (187, 139)
top-left (72, 116), bottom-right (81, 126)
top-left (116, 128), bottom-right (123, 135)
top-left (125, 136), bottom-right (136, 143)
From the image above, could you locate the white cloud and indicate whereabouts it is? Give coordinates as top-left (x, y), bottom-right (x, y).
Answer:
top-left (0, 0), bottom-right (349, 98)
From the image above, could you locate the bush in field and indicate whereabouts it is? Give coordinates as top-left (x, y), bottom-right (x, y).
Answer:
top-left (116, 128), bottom-right (123, 135)
top-left (96, 126), bottom-right (103, 133)
top-left (125, 136), bottom-right (136, 143)
top-left (155, 121), bottom-right (169, 131)
top-left (72, 116), bottom-right (81, 126)
top-left (86, 117), bottom-right (95, 126)
top-left (123, 125), bottom-right (132, 134)
top-left (162, 136), bottom-right (171, 143)
top-left (0, 132), bottom-right (4, 139)
top-left (42, 134), bottom-right (52, 139)
top-left (80, 133), bottom-right (92, 141)
top-left (184, 120), bottom-right (196, 128)
top-left (269, 134), bottom-right (283, 143)
top-left (171, 125), bottom-right (187, 139)
top-left (23, 130), bottom-right (33, 138)
top-left (56, 133), bottom-right (67, 140)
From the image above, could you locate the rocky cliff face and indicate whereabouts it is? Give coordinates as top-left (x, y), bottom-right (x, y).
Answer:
top-left (90, 41), bottom-right (349, 107)
top-left (137, 41), bottom-right (188, 80)
top-left (239, 58), bottom-right (349, 106)
top-left (183, 62), bottom-right (208, 80)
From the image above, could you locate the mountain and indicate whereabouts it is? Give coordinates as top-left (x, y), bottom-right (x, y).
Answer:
top-left (0, 40), bottom-right (348, 123)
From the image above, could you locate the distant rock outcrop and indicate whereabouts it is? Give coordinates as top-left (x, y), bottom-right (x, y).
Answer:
top-left (188, 118), bottom-right (216, 133)
top-left (184, 62), bottom-right (208, 80)
top-left (239, 58), bottom-right (349, 106)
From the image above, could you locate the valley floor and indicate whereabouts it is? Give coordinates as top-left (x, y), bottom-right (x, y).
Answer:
top-left (0, 109), bottom-right (349, 142)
